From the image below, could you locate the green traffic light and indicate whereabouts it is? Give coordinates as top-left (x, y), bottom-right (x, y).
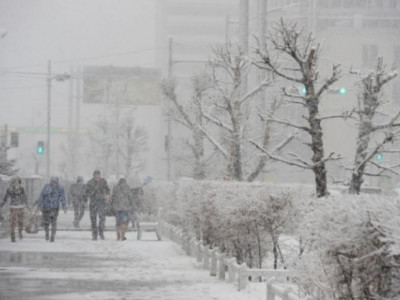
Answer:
top-left (339, 87), bottom-right (346, 95)
top-left (301, 87), bottom-right (306, 95)
top-left (37, 141), bottom-right (44, 154)
top-left (376, 153), bottom-right (383, 161)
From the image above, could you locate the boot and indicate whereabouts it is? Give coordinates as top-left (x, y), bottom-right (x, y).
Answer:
top-left (116, 226), bottom-right (121, 241)
top-left (120, 224), bottom-right (127, 241)
top-left (18, 231), bottom-right (23, 240)
top-left (11, 233), bottom-right (16, 243)
top-left (44, 226), bottom-right (49, 241)
top-left (50, 227), bottom-right (56, 242)
top-left (99, 232), bottom-right (105, 240)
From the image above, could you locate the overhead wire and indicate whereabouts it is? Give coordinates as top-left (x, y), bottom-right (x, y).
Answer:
top-left (1, 47), bottom-right (160, 71)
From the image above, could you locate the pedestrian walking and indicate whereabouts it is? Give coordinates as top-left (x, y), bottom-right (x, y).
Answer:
top-left (68, 176), bottom-right (87, 228)
top-left (111, 178), bottom-right (133, 241)
top-left (0, 176), bottom-right (28, 242)
top-left (129, 185), bottom-right (143, 228)
top-left (86, 170), bottom-right (110, 240)
top-left (35, 176), bottom-right (67, 242)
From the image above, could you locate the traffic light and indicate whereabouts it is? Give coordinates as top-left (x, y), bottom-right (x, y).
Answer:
top-left (376, 153), bottom-right (383, 161)
top-left (328, 87), bottom-right (347, 95)
top-left (36, 141), bottom-right (44, 154)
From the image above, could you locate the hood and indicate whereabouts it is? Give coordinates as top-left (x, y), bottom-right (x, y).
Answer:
top-left (50, 176), bottom-right (59, 185)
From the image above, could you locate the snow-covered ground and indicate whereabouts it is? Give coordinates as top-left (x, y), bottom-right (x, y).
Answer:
top-left (0, 230), bottom-right (265, 300)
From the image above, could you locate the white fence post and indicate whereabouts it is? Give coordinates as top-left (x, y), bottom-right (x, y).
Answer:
top-left (238, 263), bottom-right (248, 291)
top-left (227, 258), bottom-right (236, 283)
top-left (267, 278), bottom-right (275, 300)
top-left (218, 252), bottom-right (226, 280)
top-left (158, 221), bottom-right (312, 300)
top-left (210, 248), bottom-right (218, 276)
top-left (196, 240), bottom-right (203, 263)
top-left (202, 245), bottom-right (210, 270)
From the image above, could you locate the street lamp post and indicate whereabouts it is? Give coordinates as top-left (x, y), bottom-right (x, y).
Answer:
top-left (46, 60), bottom-right (51, 179)
top-left (46, 59), bottom-right (70, 179)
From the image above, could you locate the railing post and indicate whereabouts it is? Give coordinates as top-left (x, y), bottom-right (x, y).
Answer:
top-left (238, 263), bottom-right (248, 291)
top-left (267, 278), bottom-right (275, 300)
top-left (227, 258), bottom-right (236, 283)
top-left (210, 248), bottom-right (218, 276)
top-left (196, 241), bottom-right (203, 263)
top-left (218, 253), bottom-right (226, 280)
top-left (202, 245), bottom-right (209, 270)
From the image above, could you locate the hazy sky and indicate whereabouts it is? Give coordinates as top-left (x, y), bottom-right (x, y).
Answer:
top-left (0, 0), bottom-right (157, 74)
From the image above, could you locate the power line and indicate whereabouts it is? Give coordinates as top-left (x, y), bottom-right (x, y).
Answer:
top-left (0, 84), bottom-right (46, 90)
top-left (1, 47), bottom-right (159, 71)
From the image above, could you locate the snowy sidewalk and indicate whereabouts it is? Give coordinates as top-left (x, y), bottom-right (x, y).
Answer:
top-left (0, 231), bottom-right (264, 300)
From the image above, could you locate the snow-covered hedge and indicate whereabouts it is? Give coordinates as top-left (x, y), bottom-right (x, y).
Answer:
top-left (294, 194), bottom-right (400, 299)
top-left (147, 179), bottom-right (314, 268)
top-left (146, 180), bottom-right (400, 299)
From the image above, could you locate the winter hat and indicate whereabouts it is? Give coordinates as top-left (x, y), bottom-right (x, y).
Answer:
top-left (50, 176), bottom-right (59, 184)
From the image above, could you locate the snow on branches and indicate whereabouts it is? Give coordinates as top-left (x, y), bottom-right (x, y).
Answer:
top-left (348, 57), bottom-right (399, 194)
top-left (295, 193), bottom-right (400, 299)
top-left (254, 19), bottom-right (342, 197)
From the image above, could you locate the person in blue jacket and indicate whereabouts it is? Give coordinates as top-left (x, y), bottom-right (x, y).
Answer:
top-left (36, 176), bottom-right (67, 242)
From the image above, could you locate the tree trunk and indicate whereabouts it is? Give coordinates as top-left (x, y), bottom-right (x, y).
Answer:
top-left (307, 94), bottom-right (329, 198)
top-left (273, 242), bottom-right (278, 269)
top-left (349, 91), bottom-right (375, 194)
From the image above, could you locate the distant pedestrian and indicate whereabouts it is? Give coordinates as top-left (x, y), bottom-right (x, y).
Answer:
top-left (130, 185), bottom-right (143, 228)
top-left (0, 176), bottom-right (28, 242)
top-left (86, 170), bottom-right (110, 240)
top-left (111, 178), bottom-right (133, 241)
top-left (68, 176), bottom-right (87, 228)
top-left (35, 176), bottom-right (67, 242)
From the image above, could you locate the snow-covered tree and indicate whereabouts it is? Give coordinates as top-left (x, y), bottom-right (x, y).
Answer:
top-left (118, 110), bottom-right (148, 180)
top-left (253, 19), bottom-right (342, 197)
top-left (0, 126), bottom-right (17, 176)
top-left (88, 109), bottom-right (147, 179)
top-left (348, 57), bottom-right (398, 194)
top-left (161, 74), bottom-right (211, 180)
top-left (197, 43), bottom-right (273, 181)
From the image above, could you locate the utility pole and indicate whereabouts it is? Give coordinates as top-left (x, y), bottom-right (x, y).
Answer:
top-left (68, 65), bottom-right (74, 179)
top-left (167, 37), bottom-right (174, 181)
top-left (46, 59), bottom-right (52, 179)
top-left (75, 66), bottom-right (81, 176)
top-left (46, 60), bottom-right (70, 179)
top-left (68, 66), bottom-right (74, 146)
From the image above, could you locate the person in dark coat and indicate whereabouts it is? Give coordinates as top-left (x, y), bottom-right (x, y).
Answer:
top-left (36, 176), bottom-right (67, 242)
top-left (68, 176), bottom-right (87, 228)
top-left (86, 170), bottom-right (110, 240)
top-left (111, 178), bottom-right (133, 241)
top-left (0, 176), bottom-right (28, 242)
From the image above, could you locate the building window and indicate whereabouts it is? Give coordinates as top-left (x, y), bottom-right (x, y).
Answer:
top-left (362, 44), bottom-right (378, 69)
